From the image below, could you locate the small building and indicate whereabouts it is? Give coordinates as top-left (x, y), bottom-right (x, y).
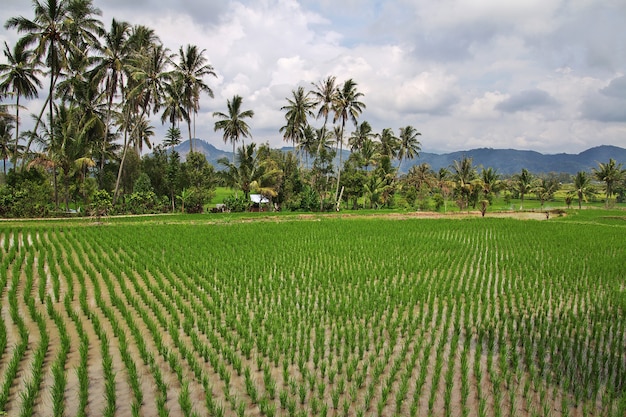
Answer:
top-left (250, 194), bottom-right (270, 212)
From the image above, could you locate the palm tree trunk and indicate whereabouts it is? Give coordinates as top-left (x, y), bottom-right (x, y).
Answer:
top-left (334, 119), bottom-right (345, 205)
top-left (113, 107), bottom-right (148, 203)
top-left (52, 166), bottom-right (59, 210)
top-left (19, 93), bottom-right (50, 171)
top-left (13, 94), bottom-right (20, 165)
top-left (187, 105), bottom-right (193, 153)
top-left (113, 134), bottom-right (129, 204)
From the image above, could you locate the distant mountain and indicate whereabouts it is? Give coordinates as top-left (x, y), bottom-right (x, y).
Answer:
top-left (416, 145), bottom-right (626, 175)
top-left (175, 141), bottom-right (626, 176)
top-left (173, 139), bottom-right (231, 167)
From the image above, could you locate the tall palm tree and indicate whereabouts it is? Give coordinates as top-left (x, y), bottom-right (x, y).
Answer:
top-left (348, 121), bottom-right (374, 152)
top-left (397, 125), bottom-right (421, 173)
top-left (127, 42), bottom-right (170, 154)
top-left (173, 44), bottom-right (216, 152)
top-left (513, 168), bottom-right (534, 210)
top-left (213, 95), bottom-right (254, 164)
top-left (91, 18), bottom-right (131, 179)
top-left (451, 156), bottom-right (477, 210)
top-left (480, 167), bottom-right (502, 198)
top-left (593, 159), bottom-right (624, 207)
top-left (311, 75), bottom-right (337, 134)
top-left (161, 75), bottom-right (189, 132)
top-left (0, 41), bottom-right (43, 164)
top-left (280, 86), bottom-right (315, 162)
top-left (359, 137), bottom-right (380, 172)
top-left (572, 171), bottom-right (594, 209)
top-left (0, 116), bottom-right (14, 175)
top-left (332, 78), bottom-right (366, 203)
top-left (218, 142), bottom-right (279, 201)
top-left (64, 0), bottom-right (103, 51)
top-left (5, 0), bottom-right (76, 167)
top-left (377, 128), bottom-right (400, 161)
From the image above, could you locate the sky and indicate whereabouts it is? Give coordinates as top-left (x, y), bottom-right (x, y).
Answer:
top-left (1, 0), bottom-right (626, 154)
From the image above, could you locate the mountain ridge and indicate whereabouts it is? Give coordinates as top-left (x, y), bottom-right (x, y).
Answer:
top-left (172, 140), bottom-right (626, 175)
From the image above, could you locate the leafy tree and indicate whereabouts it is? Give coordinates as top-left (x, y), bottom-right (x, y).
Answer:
top-left (593, 159), bottom-right (625, 208)
top-left (0, 41), bottom-right (43, 164)
top-left (163, 126), bottom-right (182, 149)
top-left (89, 188), bottom-right (111, 220)
top-left (176, 188), bottom-right (193, 213)
top-left (213, 95), bottom-right (254, 164)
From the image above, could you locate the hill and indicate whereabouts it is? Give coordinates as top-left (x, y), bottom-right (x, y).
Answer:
top-left (173, 140), bottom-right (626, 175)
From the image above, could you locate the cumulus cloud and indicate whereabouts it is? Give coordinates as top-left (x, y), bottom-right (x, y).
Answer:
top-left (581, 76), bottom-right (626, 123)
top-left (495, 89), bottom-right (558, 113)
top-left (1, 0), bottom-right (626, 153)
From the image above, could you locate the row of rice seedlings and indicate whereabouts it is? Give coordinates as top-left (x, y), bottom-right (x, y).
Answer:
top-left (0, 244), bottom-right (29, 413)
top-left (48, 229), bottom-right (99, 416)
top-left (45, 296), bottom-right (70, 416)
top-left (86, 228), bottom-right (217, 416)
top-left (18, 249), bottom-right (49, 417)
top-left (60, 233), bottom-right (117, 417)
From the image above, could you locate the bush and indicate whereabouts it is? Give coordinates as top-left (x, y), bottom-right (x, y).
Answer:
top-left (223, 194), bottom-right (249, 213)
top-left (0, 169), bottom-right (53, 218)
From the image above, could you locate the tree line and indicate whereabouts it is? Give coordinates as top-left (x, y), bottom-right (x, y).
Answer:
top-left (1, 0), bottom-right (624, 218)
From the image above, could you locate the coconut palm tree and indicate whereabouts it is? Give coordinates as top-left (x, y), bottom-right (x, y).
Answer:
top-left (0, 116), bottom-right (14, 175)
top-left (533, 177), bottom-right (560, 210)
top-left (593, 159), bottom-right (624, 208)
top-left (213, 95), bottom-right (254, 165)
top-left (173, 44), bottom-right (216, 152)
top-left (65, 0), bottom-right (103, 51)
top-left (332, 78), bottom-right (366, 203)
top-left (0, 41), bottom-right (43, 165)
top-left (397, 125), bottom-right (421, 173)
top-left (451, 156), bottom-right (477, 210)
top-left (377, 128), bottom-right (400, 161)
top-left (5, 0), bottom-right (77, 167)
top-left (311, 75), bottom-right (337, 134)
top-left (91, 18), bottom-right (131, 179)
top-left (280, 86), bottom-right (315, 162)
top-left (512, 168), bottom-right (534, 210)
top-left (161, 75), bottom-right (188, 133)
top-left (480, 167), bottom-right (503, 200)
top-left (218, 142), bottom-right (279, 201)
top-left (348, 121), bottom-right (374, 152)
top-left (126, 42), bottom-right (170, 154)
top-left (572, 171), bottom-right (595, 209)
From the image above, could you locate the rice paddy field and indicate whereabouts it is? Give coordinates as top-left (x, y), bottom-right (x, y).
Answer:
top-left (0, 210), bottom-right (625, 417)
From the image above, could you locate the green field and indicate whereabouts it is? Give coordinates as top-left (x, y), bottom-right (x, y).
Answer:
top-left (1, 210), bottom-right (625, 416)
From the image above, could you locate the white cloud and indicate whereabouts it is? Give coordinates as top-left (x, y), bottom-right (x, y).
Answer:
top-left (1, 0), bottom-right (626, 154)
